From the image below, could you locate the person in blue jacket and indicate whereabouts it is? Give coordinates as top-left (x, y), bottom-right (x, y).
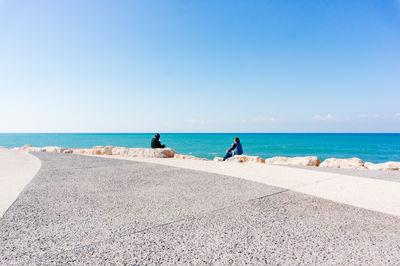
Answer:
top-left (223, 137), bottom-right (243, 161)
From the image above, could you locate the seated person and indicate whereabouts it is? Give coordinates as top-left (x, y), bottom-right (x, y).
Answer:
top-left (151, 133), bottom-right (165, 149)
top-left (223, 137), bottom-right (243, 161)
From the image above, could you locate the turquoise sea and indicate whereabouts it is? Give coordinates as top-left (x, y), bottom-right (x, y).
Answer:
top-left (1, 133), bottom-right (399, 163)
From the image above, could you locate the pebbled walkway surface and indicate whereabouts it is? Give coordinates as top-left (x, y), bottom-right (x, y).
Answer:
top-left (1, 153), bottom-right (400, 265)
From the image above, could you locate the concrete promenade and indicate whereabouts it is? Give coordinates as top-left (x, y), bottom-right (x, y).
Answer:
top-left (1, 152), bottom-right (400, 264)
top-left (0, 148), bottom-right (41, 217)
top-left (104, 155), bottom-right (400, 217)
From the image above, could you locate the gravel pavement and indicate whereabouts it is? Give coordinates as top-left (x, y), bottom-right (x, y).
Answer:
top-left (1, 153), bottom-right (400, 265)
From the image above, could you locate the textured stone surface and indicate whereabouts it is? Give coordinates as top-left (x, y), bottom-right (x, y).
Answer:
top-left (1, 153), bottom-right (400, 264)
top-left (92, 146), bottom-right (114, 155)
top-left (266, 156), bottom-right (321, 166)
top-left (111, 147), bottom-right (129, 156)
top-left (22, 146), bottom-right (46, 152)
top-left (43, 146), bottom-right (66, 153)
top-left (226, 155), bottom-right (266, 163)
top-left (20, 146), bottom-right (177, 158)
top-left (126, 148), bottom-right (176, 158)
top-left (320, 158), bottom-right (366, 169)
top-left (365, 161), bottom-right (400, 171)
top-left (72, 148), bottom-right (91, 155)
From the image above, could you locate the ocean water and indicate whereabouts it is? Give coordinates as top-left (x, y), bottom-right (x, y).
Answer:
top-left (0, 133), bottom-right (399, 163)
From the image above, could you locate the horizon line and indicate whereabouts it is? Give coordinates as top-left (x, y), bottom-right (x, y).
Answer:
top-left (1, 132), bottom-right (400, 134)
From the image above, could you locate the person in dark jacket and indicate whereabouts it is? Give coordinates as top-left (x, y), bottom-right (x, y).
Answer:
top-left (223, 137), bottom-right (243, 161)
top-left (151, 133), bottom-right (165, 149)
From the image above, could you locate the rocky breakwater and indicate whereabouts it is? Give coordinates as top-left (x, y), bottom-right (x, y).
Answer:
top-left (265, 156), bottom-right (321, 166)
top-left (319, 158), bottom-right (366, 169)
top-left (16, 145), bottom-right (400, 171)
top-left (320, 158), bottom-right (400, 171)
top-left (19, 145), bottom-right (177, 158)
top-left (364, 161), bottom-right (400, 171)
top-left (213, 155), bottom-right (265, 163)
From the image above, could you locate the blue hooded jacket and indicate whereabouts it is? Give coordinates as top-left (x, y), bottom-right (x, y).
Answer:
top-left (232, 141), bottom-right (243, 156)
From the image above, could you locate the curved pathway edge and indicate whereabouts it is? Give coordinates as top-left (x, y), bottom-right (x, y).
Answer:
top-left (0, 148), bottom-right (41, 218)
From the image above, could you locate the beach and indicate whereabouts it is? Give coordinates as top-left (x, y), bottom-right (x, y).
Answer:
top-left (1, 148), bottom-right (400, 264)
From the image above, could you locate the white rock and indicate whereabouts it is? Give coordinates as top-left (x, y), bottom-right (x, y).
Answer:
top-left (72, 148), bottom-right (91, 155)
top-left (111, 147), bottom-right (129, 156)
top-left (43, 146), bottom-right (65, 153)
top-left (213, 157), bottom-right (224, 162)
top-left (127, 148), bottom-right (176, 158)
top-left (265, 156), bottom-right (321, 166)
top-left (20, 144), bottom-right (32, 150)
top-left (92, 146), bottom-right (114, 155)
top-left (226, 155), bottom-right (265, 164)
top-left (174, 154), bottom-right (208, 161)
top-left (24, 147), bottom-right (45, 152)
top-left (365, 161), bottom-right (400, 171)
top-left (319, 158), bottom-right (366, 169)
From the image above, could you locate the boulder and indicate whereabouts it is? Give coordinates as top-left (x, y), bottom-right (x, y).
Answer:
top-left (226, 155), bottom-right (265, 164)
top-left (20, 144), bottom-right (32, 150)
top-left (173, 154), bottom-right (208, 161)
top-left (265, 156), bottom-right (321, 166)
top-left (62, 149), bottom-right (74, 154)
top-left (213, 157), bottom-right (224, 162)
top-left (364, 161), bottom-right (400, 171)
top-left (319, 158), bottom-right (366, 169)
top-left (91, 146), bottom-right (114, 155)
top-left (43, 146), bottom-right (65, 153)
top-left (111, 147), bottom-right (129, 156)
top-left (72, 148), bottom-right (91, 155)
top-left (25, 147), bottom-right (46, 152)
top-left (127, 148), bottom-right (176, 158)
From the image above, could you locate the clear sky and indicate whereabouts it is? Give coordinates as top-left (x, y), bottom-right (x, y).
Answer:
top-left (1, 0), bottom-right (399, 133)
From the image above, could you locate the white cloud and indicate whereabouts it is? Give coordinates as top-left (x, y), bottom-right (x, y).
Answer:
top-left (312, 114), bottom-right (335, 121)
top-left (395, 113), bottom-right (400, 118)
top-left (187, 119), bottom-right (213, 125)
top-left (250, 117), bottom-right (278, 123)
top-left (359, 114), bottom-right (381, 119)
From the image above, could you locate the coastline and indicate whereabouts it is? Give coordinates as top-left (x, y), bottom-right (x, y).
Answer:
top-left (17, 144), bottom-right (400, 171)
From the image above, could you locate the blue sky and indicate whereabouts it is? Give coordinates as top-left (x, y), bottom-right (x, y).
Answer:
top-left (0, 0), bottom-right (399, 133)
